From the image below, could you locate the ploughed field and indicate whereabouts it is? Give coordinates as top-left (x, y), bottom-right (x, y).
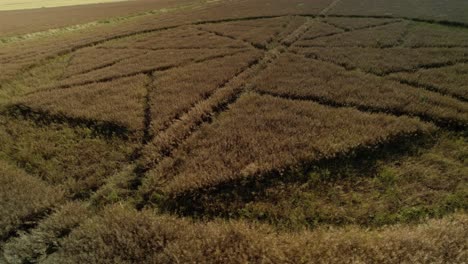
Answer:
top-left (0, 0), bottom-right (467, 263)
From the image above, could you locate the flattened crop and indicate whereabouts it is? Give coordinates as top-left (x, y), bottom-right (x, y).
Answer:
top-left (0, 116), bottom-right (134, 197)
top-left (101, 27), bottom-right (248, 50)
top-left (198, 17), bottom-right (295, 48)
top-left (294, 46), bottom-right (468, 75)
top-left (1, 12), bottom-right (468, 261)
top-left (388, 63), bottom-right (468, 101)
top-left (58, 48), bottom-right (245, 88)
top-left (142, 93), bottom-right (432, 195)
top-left (254, 53), bottom-right (468, 126)
top-left (15, 74), bottom-right (150, 133)
top-left (322, 17), bottom-right (400, 30)
top-left (296, 21), bottom-right (408, 48)
top-left (0, 160), bottom-right (63, 240)
top-left (149, 50), bottom-right (263, 133)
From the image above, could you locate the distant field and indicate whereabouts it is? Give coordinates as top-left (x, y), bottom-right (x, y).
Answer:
top-left (0, 0), bottom-right (196, 37)
top-left (0, 0), bottom-right (130, 10)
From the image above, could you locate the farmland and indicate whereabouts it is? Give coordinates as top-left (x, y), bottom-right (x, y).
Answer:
top-left (0, 0), bottom-right (130, 11)
top-left (0, 0), bottom-right (467, 263)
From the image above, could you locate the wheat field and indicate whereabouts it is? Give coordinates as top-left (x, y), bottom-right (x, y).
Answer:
top-left (0, 0), bottom-right (467, 263)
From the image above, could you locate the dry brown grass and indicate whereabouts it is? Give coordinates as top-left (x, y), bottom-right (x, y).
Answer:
top-left (48, 205), bottom-right (468, 264)
top-left (388, 63), bottom-right (468, 100)
top-left (0, 160), bottom-right (64, 240)
top-left (16, 74), bottom-right (150, 132)
top-left (141, 93), bottom-right (432, 195)
top-left (254, 53), bottom-right (468, 126)
top-left (296, 21), bottom-right (408, 48)
top-left (149, 50), bottom-right (263, 133)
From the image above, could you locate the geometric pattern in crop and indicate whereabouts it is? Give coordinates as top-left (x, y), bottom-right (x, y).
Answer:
top-left (321, 17), bottom-right (400, 31)
top-left (296, 21), bottom-right (408, 48)
top-left (1, 8), bottom-right (468, 261)
top-left (0, 115), bottom-right (134, 196)
top-left (101, 26), bottom-right (249, 50)
top-left (198, 16), bottom-right (299, 48)
top-left (62, 47), bottom-right (145, 78)
top-left (149, 49), bottom-right (263, 133)
top-left (17, 75), bottom-right (150, 132)
top-left (143, 93), bottom-right (433, 195)
top-left (403, 22), bottom-right (468, 48)
top-left (387, 63), bottom-right (468, 101)
top-left (253, 53), bottom-right (468, 126)
top-left (58, 48), bottom-right (246, 88)
top-left (293, 46), bottom-right (468, 75)
top-left (0, 160), bottom-right (63, 239)
top-left (300, 21), bottom-right (344, 40)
